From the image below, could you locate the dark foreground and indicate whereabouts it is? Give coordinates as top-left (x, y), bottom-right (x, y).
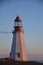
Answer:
top-left (0, 58), bottom-right (43, 65)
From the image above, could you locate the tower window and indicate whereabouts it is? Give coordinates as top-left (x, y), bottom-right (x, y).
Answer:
top-left (17, 53), bottom-right (20, 57)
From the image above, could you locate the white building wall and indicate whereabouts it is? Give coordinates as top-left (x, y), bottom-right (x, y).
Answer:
top-left (10, 33), bottom-right (16, 59)
top-left (15, 32), bottom-right (28, 61)
top-left (10, 31), bottom-right (28, 61)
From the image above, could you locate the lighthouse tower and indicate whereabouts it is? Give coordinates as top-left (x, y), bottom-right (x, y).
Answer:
top-left (10, 16), bottom-right (28, 61)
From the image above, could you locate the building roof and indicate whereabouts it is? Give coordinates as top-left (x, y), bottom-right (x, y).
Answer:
top-left (15, 16), bottom-right (22, 22)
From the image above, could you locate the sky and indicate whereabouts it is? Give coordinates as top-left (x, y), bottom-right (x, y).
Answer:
top-left (0, 0), bottom-right (43, 60)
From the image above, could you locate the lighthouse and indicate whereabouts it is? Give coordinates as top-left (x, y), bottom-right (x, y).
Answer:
top-left (10, 16), bottom-right (28, 61)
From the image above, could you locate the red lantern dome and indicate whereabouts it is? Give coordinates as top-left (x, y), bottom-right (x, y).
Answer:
top-left (15, 16), bottom-right (22, 22)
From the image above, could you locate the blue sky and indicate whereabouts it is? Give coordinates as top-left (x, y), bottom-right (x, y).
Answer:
top-left (0, 0), bottom-right (43, 60)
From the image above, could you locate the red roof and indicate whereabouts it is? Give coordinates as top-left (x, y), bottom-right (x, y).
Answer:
top-left (15, 16), bottom-right (22, 22)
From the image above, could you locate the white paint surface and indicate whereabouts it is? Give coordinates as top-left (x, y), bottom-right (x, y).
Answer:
top-left (10, 31), bottom-right (28, 61)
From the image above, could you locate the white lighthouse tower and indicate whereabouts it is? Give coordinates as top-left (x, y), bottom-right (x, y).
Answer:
top-left (10, 16), bottom-right (28, 61)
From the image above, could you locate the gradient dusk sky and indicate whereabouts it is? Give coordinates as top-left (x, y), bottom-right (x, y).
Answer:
top-left (0, 0), bottom-right (43, 60)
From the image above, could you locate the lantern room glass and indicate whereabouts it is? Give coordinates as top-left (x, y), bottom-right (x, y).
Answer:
top-left (14, 22), bottom-right (22, 27)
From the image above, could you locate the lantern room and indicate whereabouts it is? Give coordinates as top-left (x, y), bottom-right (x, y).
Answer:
top-left (14, 16), bottom-right (22, 27)
top-left (14, 16), bottom-right (23, 32)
